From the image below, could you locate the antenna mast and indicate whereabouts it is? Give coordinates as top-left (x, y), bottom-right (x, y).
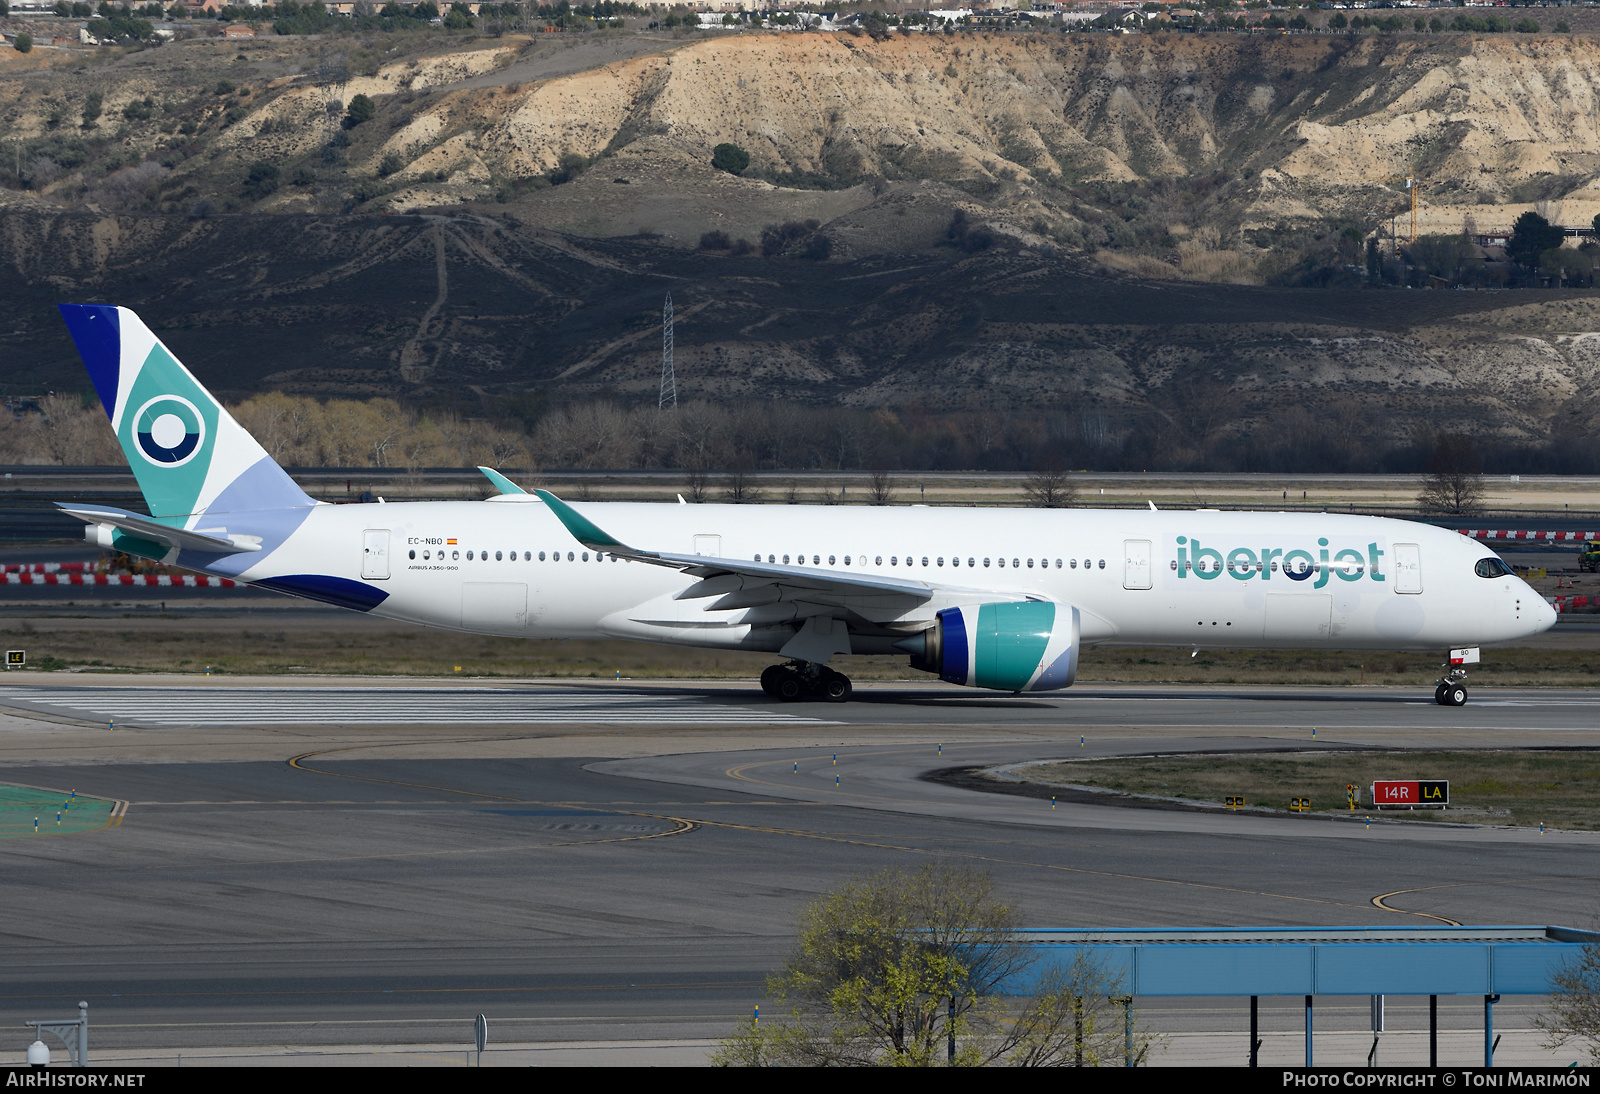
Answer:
top-left (659, 292), bottom-right (677, 409)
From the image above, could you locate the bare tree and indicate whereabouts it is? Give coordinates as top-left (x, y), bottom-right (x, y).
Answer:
top-left (1023, 465), bottom-right (1077, 508)
top-left (724, 468), bottom-right (762, 503)
top-left (868, 470), bottom-right (895, 505)
top-left (1416, 432), bottom-right (1485, 517)
top-left (685, 467), bottom-right (710, 502)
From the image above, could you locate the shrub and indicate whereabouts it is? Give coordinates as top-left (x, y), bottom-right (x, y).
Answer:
top-left (711, 142), bottom-right (750, 175)
top-left (760, 219), bottom-right (818, 256)
top-left (548, 152), bottom-right (588, 185)
top-left (81, 92), bottom-right (103, 129)
top-left (1514, 17), bottom-right (1540, 33)
top-left (215, 80), bottom-right (235, 96)
top-left (698, 230), bottom-right (732, 250)
top-left (377, 152), bottom-right (404, 178)
top-left (242, 161), bottom-right (279, 199)
top-left (15, 31), bottom-right (33, 53)
top-left (946, 209), bottom-right (996, 252)
top-left (344, 93), bottom-right (375, 126)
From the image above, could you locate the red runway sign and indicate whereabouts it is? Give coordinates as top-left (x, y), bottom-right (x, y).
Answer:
top-left (1371, 780), bottom-right (1449, 808)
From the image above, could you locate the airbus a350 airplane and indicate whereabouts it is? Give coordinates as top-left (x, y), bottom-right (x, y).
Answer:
top-left (51, 304), bottom-right (1556, 705)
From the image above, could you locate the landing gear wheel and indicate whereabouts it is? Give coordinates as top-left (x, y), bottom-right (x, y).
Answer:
top-left (1443, 684), bottom-right (1468, 707)
top-left (760, 665), bottom-right (785, 697)
top-left (1434, 683), bottom-right (1449, 706)
top-left (776, 674), bottom-right (803, 702)
top-left (822, 673), bottom-right (853, 703)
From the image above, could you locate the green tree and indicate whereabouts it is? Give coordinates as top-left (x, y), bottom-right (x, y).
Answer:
top-left (711, 142), bottom-right (750, 175)
top-left (0, 1), bottom-right (11, 18)
top-left (345, 93), bottom-right (375, 125)
top-left (1329, 12), bottom-right (1346, 29)
top-left (711, 865), bottom-right (1154, 1067)
top-left (242, 161), bottom-right (280, 199)
top-left (15, 31), bottom-right (33, 52)
top-left (1540, 939), bottom-right (1600, 1063)
top-left (1507, 211), bottom-right (1564, 268)
top-left (1407, 234), bottom-right (1472, 282)
top-left (81, 91), bottom-right (103, 129)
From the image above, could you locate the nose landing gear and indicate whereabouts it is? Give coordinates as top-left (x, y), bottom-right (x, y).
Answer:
top-left (760, 660), bottom-right (853, 703)
top-left (1433, 647), bottom-right (1478, 706)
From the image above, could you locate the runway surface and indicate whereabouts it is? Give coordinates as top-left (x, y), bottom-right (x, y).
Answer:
top-left (1, 677), bottom-right (1597, 1065)
top-left (8, 680), bottom-right (1600, 731)
top-left (5, 685), bottom-right (836, 727)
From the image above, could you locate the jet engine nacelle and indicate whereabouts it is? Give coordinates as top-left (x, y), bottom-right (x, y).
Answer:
top-left (899, 601), bottom-right (1080, 692)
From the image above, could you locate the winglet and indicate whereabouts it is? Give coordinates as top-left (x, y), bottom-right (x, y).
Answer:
top-left (1148, 500), bottom-right (1158, 512)
top-left (478, 466), bottom-right (528, 496)
top-left (533, 489), bottom-right (631, 552)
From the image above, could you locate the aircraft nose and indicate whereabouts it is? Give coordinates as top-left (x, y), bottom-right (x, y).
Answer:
top-left (1533, 595), bottom-right (1559, 635)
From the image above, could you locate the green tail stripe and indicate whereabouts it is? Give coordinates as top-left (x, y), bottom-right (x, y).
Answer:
top-left (533, 490), bottom-right (627, 550)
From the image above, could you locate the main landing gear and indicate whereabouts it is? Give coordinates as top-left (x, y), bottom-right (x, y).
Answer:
top-left (760, 660), bottom-right (853, 703)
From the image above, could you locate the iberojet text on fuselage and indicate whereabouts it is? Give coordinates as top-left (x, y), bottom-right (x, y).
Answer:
top-left (1174, 536), bottom-right (1388, 588)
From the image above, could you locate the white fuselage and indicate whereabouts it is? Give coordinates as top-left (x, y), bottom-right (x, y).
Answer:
top-left (218, 501), bottom-right (1555, 655)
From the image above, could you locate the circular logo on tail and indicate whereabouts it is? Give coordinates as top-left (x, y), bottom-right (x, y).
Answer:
top-left (132, 395), bottom-right (205, 467)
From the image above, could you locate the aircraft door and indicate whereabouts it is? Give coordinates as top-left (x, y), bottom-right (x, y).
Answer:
top-left (361, 529), bottom-right (390, 580)
top-left (693, 535), bottom-right (722, 556)
top-left (1123, 539), bottom-right (1152, 590)
top-left (1393, 543), bottom-right (1422, 594)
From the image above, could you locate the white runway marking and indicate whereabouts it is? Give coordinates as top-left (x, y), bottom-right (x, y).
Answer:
top-left (4, 687), bottom-right (836, 727)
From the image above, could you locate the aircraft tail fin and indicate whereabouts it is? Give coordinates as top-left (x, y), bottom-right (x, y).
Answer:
top-left (57, 304), bottom-right (314, 521)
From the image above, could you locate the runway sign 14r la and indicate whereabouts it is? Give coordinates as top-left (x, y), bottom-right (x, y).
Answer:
top-left (1371, 780), bottom-right (1449, 808)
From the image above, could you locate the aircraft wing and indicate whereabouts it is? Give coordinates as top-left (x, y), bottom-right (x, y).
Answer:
top-left (534, 489), bottom-right (941, 607)
top-left (56, 502), bottom-right (258, 554)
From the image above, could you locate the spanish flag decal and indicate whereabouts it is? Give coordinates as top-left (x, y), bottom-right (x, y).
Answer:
top-left (447, 538), bottom-right (457, 545)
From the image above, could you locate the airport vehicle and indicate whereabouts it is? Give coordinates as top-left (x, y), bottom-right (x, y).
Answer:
top-left (1580, 543), bottom-right (1600, 573)
top-left (52, 304), bottom-right (1556, 705)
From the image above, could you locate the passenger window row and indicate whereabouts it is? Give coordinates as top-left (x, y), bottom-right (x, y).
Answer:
top-left (409, 548), bottom-right (616, 563)
top-left (755, 553), bottom-right (1106, 571)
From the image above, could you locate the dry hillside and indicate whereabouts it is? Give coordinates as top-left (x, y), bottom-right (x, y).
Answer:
top-left (5, 28), bottom-right (1600, 470)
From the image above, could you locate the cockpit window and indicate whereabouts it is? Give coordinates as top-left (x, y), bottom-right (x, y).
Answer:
top-left (1474, 557), bottom-right (1513, 579)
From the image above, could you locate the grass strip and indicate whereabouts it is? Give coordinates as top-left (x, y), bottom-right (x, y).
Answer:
top-left (1011, 751), bottom-right (1600, 830)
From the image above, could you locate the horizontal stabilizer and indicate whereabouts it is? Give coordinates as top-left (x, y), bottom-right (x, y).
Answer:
top-left (56, 503), bottom-right (258, 554)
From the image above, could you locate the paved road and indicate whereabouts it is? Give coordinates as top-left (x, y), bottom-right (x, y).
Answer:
top-left (0, 679), bottom-right (1596, 1062)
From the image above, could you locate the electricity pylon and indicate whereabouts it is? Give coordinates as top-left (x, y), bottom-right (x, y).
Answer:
top-left (659, 292), bottom-right (676, 410)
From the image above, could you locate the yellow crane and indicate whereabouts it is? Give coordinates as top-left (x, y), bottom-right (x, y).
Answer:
top-left (1396, 170), bottom-right (1433, 242)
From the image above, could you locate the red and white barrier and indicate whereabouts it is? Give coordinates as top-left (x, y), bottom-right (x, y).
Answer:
top-left (2, 573), bottom-right (240, 588)
top-left (1458, 530), bottom-right (1600, 542)
top-left (1, 562), bottom-right (96, 573)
